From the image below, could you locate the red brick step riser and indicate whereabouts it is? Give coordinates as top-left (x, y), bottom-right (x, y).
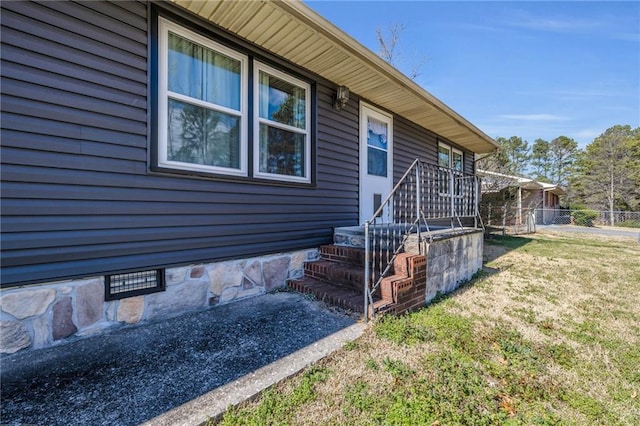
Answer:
top-left (289, 245), bottom-right (429, 317)
top-left (288, 278), bottom-right (364, 313)
top-left (303, 260), bottom-right (365, 292)
top-left (318, 245), bottom-right (366, 267)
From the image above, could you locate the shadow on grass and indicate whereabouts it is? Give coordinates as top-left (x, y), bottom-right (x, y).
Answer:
top-left (415, 234), bottom-right (535, 305)
top-left (483, 234), bottom-right (534, 264)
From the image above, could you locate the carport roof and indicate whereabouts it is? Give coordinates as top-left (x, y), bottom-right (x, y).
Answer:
top-left (169, 0), bottom-right (499, 154)
top-left (477, 169), bottom-right (566, 195)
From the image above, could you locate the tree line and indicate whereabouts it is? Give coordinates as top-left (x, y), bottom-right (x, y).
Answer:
top-left (371, 27), bottom-right (640, 213)
top-left (476, 125), bottom-right (640, 212)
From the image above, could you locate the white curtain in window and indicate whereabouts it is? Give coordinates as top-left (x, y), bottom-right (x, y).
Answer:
top-left (367, 117), bottom-right (387, 150)
top-left (259, 71), bottom-right (271, 121)
top-left (168, 32), bottom-right (240, 110)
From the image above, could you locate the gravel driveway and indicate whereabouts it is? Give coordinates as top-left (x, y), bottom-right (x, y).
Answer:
top-left (1, 291), bottom-right (358, 426)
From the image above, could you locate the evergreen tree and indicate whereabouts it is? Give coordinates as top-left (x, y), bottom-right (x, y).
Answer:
top-left (571, 125), bottom-right (640, 221)
top-left (501, 136), bottom-right (530, 176)
top-left (530, 138), bottom-right (551, 182)
top-left (548, 136), bottom-right (578, 187)
top-left (476, 136), bottom-right (530, 176)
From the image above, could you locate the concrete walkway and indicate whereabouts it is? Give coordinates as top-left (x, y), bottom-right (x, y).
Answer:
top-left (1, 291), bottom-right (365, 426)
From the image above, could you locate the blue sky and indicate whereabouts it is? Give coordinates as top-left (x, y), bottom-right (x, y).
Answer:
top-left (306, 1), bottom-right (640, 148)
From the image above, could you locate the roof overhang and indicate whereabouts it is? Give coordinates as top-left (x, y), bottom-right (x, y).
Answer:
top-left (168, 0), bottom-right (499, 154)
top-left (477, 169), bottom-right (566, 194)
top-left (542, 185), bottom-right (566, 196)
top-left (520, 182), bottom-right (544, 190)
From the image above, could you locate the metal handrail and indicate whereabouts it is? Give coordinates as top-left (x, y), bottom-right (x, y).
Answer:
top-left (363, 159), bottom-right (481, 320)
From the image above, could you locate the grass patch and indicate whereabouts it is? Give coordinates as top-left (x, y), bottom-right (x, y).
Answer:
top-left (215, 232), bottom-right (640, 425)
top-left (217, 366), bottom-right (330, 425)
top-left (617, 220), bottom-right (640, 228)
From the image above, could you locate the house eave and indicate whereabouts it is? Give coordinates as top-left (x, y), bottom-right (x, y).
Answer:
top-left (477, 169), bottom-right (566, 195)
top-left (168, 0), bottom-right (498, 154)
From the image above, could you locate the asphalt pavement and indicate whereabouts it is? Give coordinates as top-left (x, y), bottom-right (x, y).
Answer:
top-left (1, 291), bottom-right (363, 426)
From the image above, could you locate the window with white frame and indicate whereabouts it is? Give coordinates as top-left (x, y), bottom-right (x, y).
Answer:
top-left (254, 62), bottom-right (311, 183)
top-left (157, 18), bottom-right (248, 176)
top-left (438, 143), bottom-right (463, 171)
top-left (438, 143), bottom-right (451, 169)
top-left (155, 18), bottom-right (311, 184)
top-left (438, 142), bottom-right (464, 195)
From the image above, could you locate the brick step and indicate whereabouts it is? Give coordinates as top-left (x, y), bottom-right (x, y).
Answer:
top-left (318, 245), bottom-right (391, 268)
top-left (288, 277), bottom-right (368, 313)
top-left (303, 260), bottom-right (365, 292)
top-left (318, 245), bottom-right (366, 267)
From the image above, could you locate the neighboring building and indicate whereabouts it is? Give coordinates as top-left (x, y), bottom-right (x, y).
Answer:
top-left (0, 0), bottom-right (497, 353)
top-left (477, 169), bottom-right (565, 229)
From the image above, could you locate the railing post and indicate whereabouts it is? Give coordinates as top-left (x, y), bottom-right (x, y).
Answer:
top-left (502, 204), bottom-right (507, 236)
top-left (416, 161), bottom-right (421, 243)
top-left (450, 169), bottom-right (455, 226)
top-left (474, 177), bottom-right (479, 229)
top-left (364, 220), bottom-right (370, 322)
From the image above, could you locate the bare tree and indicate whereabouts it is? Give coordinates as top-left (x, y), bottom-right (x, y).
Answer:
top-left (376, 23), bottom-right (426, 80)
top-left (376, 23), bottom-right (404, 66)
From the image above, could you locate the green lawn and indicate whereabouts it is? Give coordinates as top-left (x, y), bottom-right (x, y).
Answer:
top-left (215, 231), bottom-right (640, 425)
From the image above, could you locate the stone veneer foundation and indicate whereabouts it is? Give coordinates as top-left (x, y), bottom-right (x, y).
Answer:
top-left (0, 249), bottom-right (319, 354)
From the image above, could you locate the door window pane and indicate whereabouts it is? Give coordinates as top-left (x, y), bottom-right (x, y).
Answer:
top-left (368, 147), bottom-right (387, 177)
top-left (367, 117), bottom-right (388, 150)
top-left (367, 116), bottom-right (388, 177)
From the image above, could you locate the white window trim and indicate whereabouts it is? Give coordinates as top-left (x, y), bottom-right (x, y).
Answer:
top-left (438, 142), bottom-right (464, 170)
top-left (438, 142), bottom-right (451, 168)
top-left (157, 18), bottom-right (249, 177)
top-left (452, 147), bottom-right (464, 171)
top-left (253, 61), bottom-right (311, 184)
top-left (438, 142), bottom-right (464, 196)
top-left (452, 147), bottom-right (465, 198)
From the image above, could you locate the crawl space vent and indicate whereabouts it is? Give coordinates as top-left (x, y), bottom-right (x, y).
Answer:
top-left (105, 269), bottom-right (165, 300)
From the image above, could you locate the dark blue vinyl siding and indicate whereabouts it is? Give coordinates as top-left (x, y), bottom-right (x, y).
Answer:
top-left (0, 0), bottom-right (360, 286)
top-left (394, 114), bottom-right (476, 180)
top-left (0, 0), bottom-right (473, 287)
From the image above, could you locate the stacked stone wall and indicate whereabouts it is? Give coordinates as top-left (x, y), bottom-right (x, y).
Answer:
top-left (0, 249), bottom-right (318, 354)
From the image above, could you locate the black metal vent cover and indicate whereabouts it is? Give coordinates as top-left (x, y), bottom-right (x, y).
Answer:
top-left (105, 269), bottom-right (165, 301)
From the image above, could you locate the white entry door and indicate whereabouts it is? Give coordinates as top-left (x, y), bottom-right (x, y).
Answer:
top-left (359, 103), bottom-right (393, 224)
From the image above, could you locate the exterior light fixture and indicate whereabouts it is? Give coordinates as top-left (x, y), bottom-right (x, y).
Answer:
top-left (334, 85), bottom-right (350, 110)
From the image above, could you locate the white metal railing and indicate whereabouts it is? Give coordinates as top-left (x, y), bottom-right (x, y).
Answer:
top-left (364, 159), bottom-right (482, 319)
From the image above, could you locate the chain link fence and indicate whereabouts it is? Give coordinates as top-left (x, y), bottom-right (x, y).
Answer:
top-left (534, 209), bottom-right (640, 228)
top-left (480, 204), bottom-right (640, 235)
top-left (479, 203), bottom-right (537, 235)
